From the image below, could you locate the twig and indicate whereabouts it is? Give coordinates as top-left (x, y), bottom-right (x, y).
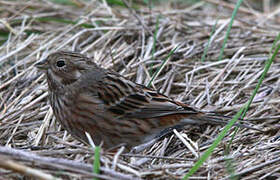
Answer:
top-left (0, 146), bottom-right (137, 180)
top-left (0, 155), bottom-right (60, 180)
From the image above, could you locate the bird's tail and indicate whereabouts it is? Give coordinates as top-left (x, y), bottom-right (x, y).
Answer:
top-left (180, 112), bottom-right (263, 132)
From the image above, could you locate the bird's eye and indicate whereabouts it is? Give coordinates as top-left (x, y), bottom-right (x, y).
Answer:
top-left (56, 60), bottom-right (65, 68)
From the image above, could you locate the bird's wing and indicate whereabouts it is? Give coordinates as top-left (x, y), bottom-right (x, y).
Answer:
top-left (79, 70), bottom-right (261, 131)
top-left (92, 71), bottom-right (199, 118)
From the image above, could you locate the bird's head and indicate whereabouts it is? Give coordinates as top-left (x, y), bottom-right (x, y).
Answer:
top-left (35, 51), bottom-right (96, 89)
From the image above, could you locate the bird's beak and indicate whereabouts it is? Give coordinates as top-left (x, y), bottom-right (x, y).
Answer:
top-left (35, 58), bottom-right (48, 70)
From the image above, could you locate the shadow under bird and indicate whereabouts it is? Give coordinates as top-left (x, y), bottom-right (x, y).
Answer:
top-left (35, 51), bottom-right (260, 150)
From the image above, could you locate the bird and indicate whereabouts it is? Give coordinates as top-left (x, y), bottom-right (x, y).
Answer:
top-left (35, 51), bottom-right (259, 150)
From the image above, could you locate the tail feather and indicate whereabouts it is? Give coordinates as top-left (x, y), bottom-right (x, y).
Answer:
top-left (180, 113), bottom-right (263, 132)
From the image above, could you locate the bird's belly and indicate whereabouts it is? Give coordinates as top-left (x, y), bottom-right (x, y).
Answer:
top-left (51, 95), bottom-right (176, 148)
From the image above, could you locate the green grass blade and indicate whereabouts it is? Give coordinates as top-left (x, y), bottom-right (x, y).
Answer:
top-left (218, 0), bottom-right (243, 61)
top-left (93, 146), bottom-right (101, 180)
top-left (147, 46), bottom-right (178, 87)
top-left (152, 15), bottom-right (160, 61)
top-left (244, 35), bottom-right (280, 113)
top-left (183, 34), bottom-right (280, 180)
top-left (269, 33), bottom-right (280, 57)
top-left (229, 36), bottom-right (280, 180)
top-left (150, 15), bottom-right (160, 76)
top-left (182, 108), bottom-right (245, 180)
top-left (107, 0), bottom-right (138, 8)
top-left (0, 31), bottom-right (9, 45)
top-left (50, 0), bottom-right (80, 6)
top-left (226, 32), bottom-right (280, 178)
top-left (106, 0), bottom-right (125, 7)
top-left (224, 125), bottom-right (239, 179)
top-left (201, 20), bottom-right (218, 62)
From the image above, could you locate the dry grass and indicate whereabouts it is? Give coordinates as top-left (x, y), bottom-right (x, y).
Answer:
top-left (0, 0), bottom-right (280, 179)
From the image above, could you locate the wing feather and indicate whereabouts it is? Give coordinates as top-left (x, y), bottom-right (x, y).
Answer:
top-left (92, 71), bottom-right (198, 118)
top-left (75, 68), bottom-right (261, 132)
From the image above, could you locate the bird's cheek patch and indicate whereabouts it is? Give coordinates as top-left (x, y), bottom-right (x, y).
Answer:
top-left (48, 69), bottom-right (63, 84)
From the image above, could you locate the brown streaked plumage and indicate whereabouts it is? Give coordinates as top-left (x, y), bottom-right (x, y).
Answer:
top-left (36, 51), bottom-right (259, 149)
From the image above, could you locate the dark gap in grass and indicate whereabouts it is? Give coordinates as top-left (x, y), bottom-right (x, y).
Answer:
top-left (9, 17), bottom-right (96, 29)
top-left (34, 17), bottom-right (96, 28)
